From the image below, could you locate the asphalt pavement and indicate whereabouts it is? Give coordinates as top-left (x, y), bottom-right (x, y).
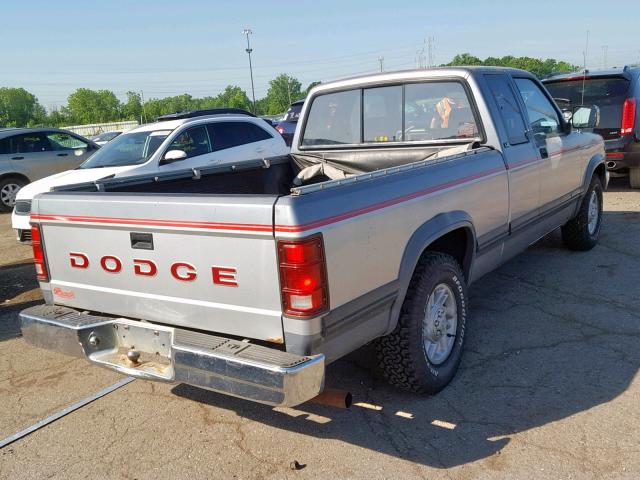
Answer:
top-left (0, 179), bottom-right (638, 479)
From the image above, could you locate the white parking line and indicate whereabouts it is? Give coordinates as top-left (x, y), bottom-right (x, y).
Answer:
top-left (0, 377), bottom-right (135, 449)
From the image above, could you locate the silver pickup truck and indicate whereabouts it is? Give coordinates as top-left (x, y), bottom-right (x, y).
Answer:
top-left (20, 67), bottom-right (606, 407)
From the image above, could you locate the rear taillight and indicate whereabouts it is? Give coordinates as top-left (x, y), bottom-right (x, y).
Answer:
top-left (276, 126), bottom-right (285, 135)
top-left (621, 98), bottom-right (636, 135)
top-left (31, 224), bottom-right (49, 282)
top-left (278, 235), bottom-right (328, 318)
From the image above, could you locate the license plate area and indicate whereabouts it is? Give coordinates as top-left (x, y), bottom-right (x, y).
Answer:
top-left (79, 320), bottom-right (174, 381)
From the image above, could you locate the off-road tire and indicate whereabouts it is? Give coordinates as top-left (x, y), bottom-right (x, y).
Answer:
top-left (561, 176), bottom-right (603, 251)
top-left (375, 252), bottom-right (468, 394)
top-left (0, 177), bottom-right (26, 212)
top-left (630, 167), bottom-right (640, 189)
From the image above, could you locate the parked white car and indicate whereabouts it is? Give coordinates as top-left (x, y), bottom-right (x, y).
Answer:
top-left (12, 110), bottom-right (289, 242)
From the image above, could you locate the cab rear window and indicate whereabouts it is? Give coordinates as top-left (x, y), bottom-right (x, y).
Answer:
top-left (301, 81), bottom-right (480, 147)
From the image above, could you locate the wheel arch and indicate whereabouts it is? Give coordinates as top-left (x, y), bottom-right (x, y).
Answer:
top-left (0, 172), bottom-right (31, 184)
top-left (574, 153), bottom-right (606, 217)
top-left (386, 211), bottom-right (476, 335)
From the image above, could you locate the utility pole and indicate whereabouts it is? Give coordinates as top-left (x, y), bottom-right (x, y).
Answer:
top-left (416, 47), bottom-right (425, 69)
top-left (139, 90), bottom-right (147, 124)
top-left (378, 56), bottom-right (384, 72)
top-left (427, 36), bottom-right (435, 68)
top-left (242, 28), bottom-right (257, 114)
top-left (601, 45), bottom-right (608, 69)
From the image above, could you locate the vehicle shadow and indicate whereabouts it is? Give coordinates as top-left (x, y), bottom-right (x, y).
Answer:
top-left (0, 261), bottom-right (41, 341)
top-left (173, 208), bottom-right (640, 468)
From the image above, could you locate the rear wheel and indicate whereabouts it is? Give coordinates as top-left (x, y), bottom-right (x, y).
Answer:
top-left (630, 167), bottom-right (640, 189)
top-left (561, 176), bottom-right (603, 251)
top-left (375, 252), bottom-right (468, 394)
top-left (0, 177), bottom-right (26, 212)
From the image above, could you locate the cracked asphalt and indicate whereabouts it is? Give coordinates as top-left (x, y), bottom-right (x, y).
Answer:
top-left (0, 178), bottom-right (638, 479)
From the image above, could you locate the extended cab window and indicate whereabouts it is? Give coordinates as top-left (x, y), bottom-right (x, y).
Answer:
top-left (364, 86), bottom-right (402, 142)
top-left (485, 75), bottom-right (528, 145)
top-left (207, 121), bottom-right (271, 152)
top-left (168, 126), bottom-right (211, 158)
top-left (46, 132), bottom-right (88, 150)
top-left (514, 78), bottom-right (560, 139)
top-left (301, 89), bottom-right (361, 146)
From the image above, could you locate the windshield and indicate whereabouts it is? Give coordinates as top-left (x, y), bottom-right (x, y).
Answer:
top-left (93, 131), bottom-right (121, 142)
top-left (79, 130), bottom-right (171, 168)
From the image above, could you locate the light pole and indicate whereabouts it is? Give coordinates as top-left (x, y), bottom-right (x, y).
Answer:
top-left (243, 28), bottom-right (257, 114)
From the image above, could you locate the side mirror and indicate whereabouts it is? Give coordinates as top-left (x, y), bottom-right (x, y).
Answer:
top-left (161, 149), bottom-right (187, 165)
top-left (571, 105), bottom-right (600, 129)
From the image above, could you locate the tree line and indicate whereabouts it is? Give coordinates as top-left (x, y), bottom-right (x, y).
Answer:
top-left (1, 54), bottom-right (579, 128)
top-left (0, 74), bottom-right (317, 128)
top-left (443, 53), bottom-right (578, 78)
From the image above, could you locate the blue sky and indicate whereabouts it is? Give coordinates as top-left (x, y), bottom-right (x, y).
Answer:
top-left (2, 0), bottom-right (638, 109)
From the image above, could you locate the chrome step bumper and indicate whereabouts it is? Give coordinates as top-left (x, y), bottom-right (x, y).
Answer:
top-left (20, 305), bottom-right (325, 407)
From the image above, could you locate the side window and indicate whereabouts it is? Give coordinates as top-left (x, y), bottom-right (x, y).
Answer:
top-left (207, 121), bottom-right (272, 152)
top-left (485, 75), bottom-right (528, 145)
top-left (0, 138), bottom-right (9, 155)
top-left (167, 126), bottom-right (210, 158)
top-left (238, 122), bottom-right (272, 143)
top-left (405, 82), bottom-right (479, 141)
top-left (11, 133), bottom-right (52, 153)
top-left (363, 85), bottom-right (402, 142)
top-left (46, 132), bottom-right (88, 150)
top-left (301, 89), bottom-right (361, 146)
top-left (514, 78), bottom-right (560, 140)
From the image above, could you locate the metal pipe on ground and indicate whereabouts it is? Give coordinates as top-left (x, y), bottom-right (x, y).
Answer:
top-left (308, 389), bottom-right (352, 409)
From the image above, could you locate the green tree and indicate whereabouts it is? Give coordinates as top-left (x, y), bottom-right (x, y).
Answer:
top-left (447, 53), bottom-right (483, 66)
top-left (304, 81), bottom-right (322, 97)
top-left (45, 108), bottom-right (69, 127)
top-left (0, 87), bottom-right (46, 127)
top-left (265, 74), bottom-right (303, 115)
top-left (216, 85), bottom-right (252, 110)
top-left (65, 88), bottom-right (121, 124)
top-left (122, 91), bottom-right (143, 121)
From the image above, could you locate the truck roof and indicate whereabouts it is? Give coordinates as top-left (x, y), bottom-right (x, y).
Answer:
top-left (310, 66), bottom-right (537, 95)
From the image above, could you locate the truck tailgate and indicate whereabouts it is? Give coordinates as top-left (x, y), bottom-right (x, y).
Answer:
top-left (32, 193), bottom-right (284, 343)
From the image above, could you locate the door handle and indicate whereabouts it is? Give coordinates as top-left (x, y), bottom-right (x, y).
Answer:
top-left (539, 147), bottom-right (549, 159)
top-left (57, 153), bottom-right (68, 157)
top-left (256, 147), bottom-right (266, 153)
top-left (11, 156), bottom-right (24, 160)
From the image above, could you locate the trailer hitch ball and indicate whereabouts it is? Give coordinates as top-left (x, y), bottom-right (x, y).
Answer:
top-left (127, 350), bottom-right (141, 363)
top-left (88, 332), bottom-right (100, 347)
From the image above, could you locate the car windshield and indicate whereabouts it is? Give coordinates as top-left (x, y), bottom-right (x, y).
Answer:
top-left (283, 104), bottom-right (303, 122)
top-left (79, 130), bottom-right (171, 168)
top-left (93, 131), bottom-right (121, 142)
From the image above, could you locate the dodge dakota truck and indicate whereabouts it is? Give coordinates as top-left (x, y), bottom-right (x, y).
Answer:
top-left (20, 67), bottom-right (606, 407)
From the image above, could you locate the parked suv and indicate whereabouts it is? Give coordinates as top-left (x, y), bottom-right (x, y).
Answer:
top-left (543, 67), bottom-right (640, 187)
top-left (0, 128), bottom-right (98, 212)
top-left (12, 109), bottom-right (289, 242)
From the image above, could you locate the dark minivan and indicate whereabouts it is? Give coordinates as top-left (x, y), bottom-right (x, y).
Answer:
top-left (543, 67), bottom-right (640, 187)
